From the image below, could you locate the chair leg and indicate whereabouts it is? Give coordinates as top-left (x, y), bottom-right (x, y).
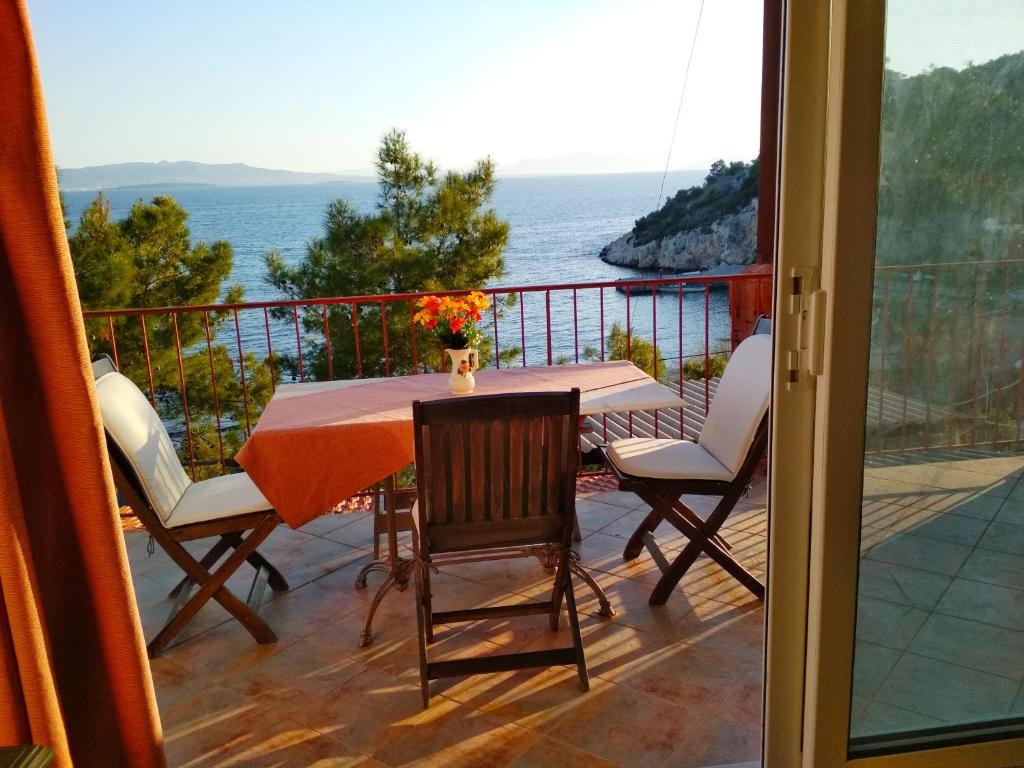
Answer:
top-left (169, 533), bottom-right (288, 599)
top-left (246, 550), bottom-right (289, 592)
top-left (148, 517), bottom-right (279, 657)
top-left (168, 535), bottom-right (234, 598)
top-left (549, 547), bottom-right (571, 631)
top-left (563, 574), bottom-right (589, 692)
top-left (623, 508), bottom-right (663, 561)
top-left (422, 564), bottom-right (434, 644)
top-left (414, 563), bottom-right (430, 708)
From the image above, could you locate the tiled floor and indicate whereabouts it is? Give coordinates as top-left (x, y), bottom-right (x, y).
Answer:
top-left (127, 450), bottom-right (1024, 765)
top-left (127, 483), bottom-right (768, 768)
top-left (853, 451), bottom-right (1024, 738)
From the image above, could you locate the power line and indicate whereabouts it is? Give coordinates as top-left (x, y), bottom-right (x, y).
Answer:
top-left (656, 0), bottom-right (706, 211)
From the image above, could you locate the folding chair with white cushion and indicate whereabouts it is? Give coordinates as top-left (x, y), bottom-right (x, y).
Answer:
top-left (92, 357), bottom-right (287, 657)
top-left (602, 333), bottom-right (771, 605)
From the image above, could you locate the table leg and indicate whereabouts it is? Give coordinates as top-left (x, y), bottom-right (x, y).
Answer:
top-left (355, 474), bottom-right (414, 647)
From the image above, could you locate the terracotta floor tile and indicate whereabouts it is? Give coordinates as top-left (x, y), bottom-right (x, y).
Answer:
top-left (670, 598), bottom-right (764, 663)
top-left (664, 710), bottom-right (762, 767)
top-left (576, 496), bottom-right (632, 532)
top-left (545, 679), bottom-right (703, 768)
top-left (138, 489), bottom-right (770, 766)
top-left (288, 666), bottom-right (427, 755)
top-left (507, 736), bottom-right (625, 768)
top-left (437, 665), bottom-right (590, 733)
top-left (599, 637), bottom-right (759, 713)
top-left (370, 694), bottom-right (540, 768)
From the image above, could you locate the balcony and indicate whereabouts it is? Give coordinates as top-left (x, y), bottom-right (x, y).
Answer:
top-left (91, 268), bottom-right (1022, 766)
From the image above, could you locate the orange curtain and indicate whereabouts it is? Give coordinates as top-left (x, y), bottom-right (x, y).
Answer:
top-left (0, 1), bottom-right (165, 765)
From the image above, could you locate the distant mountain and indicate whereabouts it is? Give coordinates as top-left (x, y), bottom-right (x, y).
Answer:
top-left (57, 161), bottom-right (371, 191)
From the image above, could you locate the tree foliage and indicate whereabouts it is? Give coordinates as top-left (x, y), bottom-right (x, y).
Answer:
top-left (68, 194), bottom-right (271, 475)
top-left (265, 129), bottom-right (512, 378)
top-left (868, 53), bottom-right (1024, 449)
top-left (607, 322), bottom-right (667, 380)
top-left (632, 158), bottom-right (759, 246)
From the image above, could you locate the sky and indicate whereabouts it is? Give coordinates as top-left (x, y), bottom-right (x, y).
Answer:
top-left (28, 0), bottom-right (1024, 177)
top-left (28, 0), bottom-right (765, 175)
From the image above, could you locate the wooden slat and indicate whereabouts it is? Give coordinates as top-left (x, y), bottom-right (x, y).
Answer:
top-left (427, 648), bottom-right (578, 680)
top-left (428, 516), bottom-right (563, 553)
top-left (449, 423), bottom-right (466, 524)
top-left (431, 602), bottom-right (553, 625)
top-left (544, 414), bottom-right (562, 516)
top-left (526, 416), bottom-right (545, 517)
top-left (508, 417), bottom-right (525, 519)
top-left (428, 424), bottom-right (449, 523)
top-left (488, 419), bottom-right (505, 521)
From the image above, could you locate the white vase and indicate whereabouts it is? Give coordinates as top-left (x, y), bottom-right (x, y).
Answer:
top-left (445, 348), bottom-right (478, 394)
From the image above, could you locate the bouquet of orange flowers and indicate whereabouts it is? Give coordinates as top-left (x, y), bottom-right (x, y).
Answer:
top-left (413, 291), bottom-right (491, 350)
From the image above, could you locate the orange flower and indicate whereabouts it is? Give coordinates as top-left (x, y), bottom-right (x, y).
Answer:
top-left (449, 316), bottom-right (465, 334)
top-left (417, 295), bottom-right (442, 313)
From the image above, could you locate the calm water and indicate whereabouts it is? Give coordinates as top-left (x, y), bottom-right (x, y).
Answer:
top-left (63, 171), bottom-right (733, 369)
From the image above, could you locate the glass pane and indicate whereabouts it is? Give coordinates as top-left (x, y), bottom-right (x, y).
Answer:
top-left (849, 0), bottom-right (1024, 752)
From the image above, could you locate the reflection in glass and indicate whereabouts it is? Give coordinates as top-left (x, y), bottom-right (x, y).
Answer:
top-left (850, 0), bottom-right (1024, 751)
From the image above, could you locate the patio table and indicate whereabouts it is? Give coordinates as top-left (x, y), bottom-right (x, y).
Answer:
top-left (236, 360), bottom-right (685, 644)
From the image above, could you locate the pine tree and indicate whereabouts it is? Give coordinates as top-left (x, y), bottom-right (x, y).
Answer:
top-left (70, 194), bottom-right (272, 475)
top-left (266, 129), bottom-right (513, 378)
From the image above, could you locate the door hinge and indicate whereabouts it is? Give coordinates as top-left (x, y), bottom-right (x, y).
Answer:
top-left (786, 266), bottom-right (826, 390)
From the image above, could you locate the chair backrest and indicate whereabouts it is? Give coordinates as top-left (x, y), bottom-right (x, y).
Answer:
top-left (93, 366), bottom-right (191, 524)
top-left (698, 334), bottom-right (772, 476)
top-left (412, 390), bottom-right (580, 554)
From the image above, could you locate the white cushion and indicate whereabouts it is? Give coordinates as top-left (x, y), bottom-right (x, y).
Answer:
top-left (95, 371), bottom-right (191, 523)
top-left (698, 334), bottom-right (771, 475)
top-left (166, 471), bottom-right (273, 528)
top-left (607, 438), bottom-right (733, 482)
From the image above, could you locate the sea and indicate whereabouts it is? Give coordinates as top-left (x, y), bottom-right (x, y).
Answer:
top-left (62, 171), bottom-right (733, 369)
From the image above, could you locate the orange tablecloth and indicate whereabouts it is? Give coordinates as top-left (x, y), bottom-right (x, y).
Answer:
top-left (236, 361), bottom-right (683, 526)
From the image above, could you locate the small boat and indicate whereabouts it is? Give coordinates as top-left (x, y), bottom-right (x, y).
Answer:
top-left (614, 264), bottom-right (747, 295)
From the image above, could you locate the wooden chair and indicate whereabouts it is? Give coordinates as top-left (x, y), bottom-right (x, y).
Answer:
top-left (92, 357), bottom-right (288, 657)
top-left (602, 334), bottom-right (771, 605)
top-left (411, 389), bottom-right (589, 707)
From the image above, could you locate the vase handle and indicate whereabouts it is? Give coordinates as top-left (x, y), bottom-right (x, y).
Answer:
top-left (469, 349), bottom-right (478, 371)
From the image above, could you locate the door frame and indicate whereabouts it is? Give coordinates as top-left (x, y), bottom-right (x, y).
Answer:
top-left (764, 0), bottom-right (1024, 765)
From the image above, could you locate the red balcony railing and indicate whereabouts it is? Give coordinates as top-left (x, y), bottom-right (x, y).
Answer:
top-left (869, 258), bottom-right (1024, 454)
top-left (80, 260), bottom-right (1022, 484)
top-left (82, 273), bottom-right (769, 480)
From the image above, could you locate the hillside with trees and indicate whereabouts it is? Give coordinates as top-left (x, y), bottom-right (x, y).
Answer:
top-left (599, 159), bottom-right (759, 270)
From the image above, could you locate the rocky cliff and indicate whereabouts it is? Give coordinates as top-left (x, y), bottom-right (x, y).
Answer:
top-left (600, 197), bottom-right (757, 270)
top-left (600, 159), bottom-right (759, 271)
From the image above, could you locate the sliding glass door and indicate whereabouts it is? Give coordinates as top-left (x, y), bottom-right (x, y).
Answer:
top-left (766, 1), bottom-right (1024, 765)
